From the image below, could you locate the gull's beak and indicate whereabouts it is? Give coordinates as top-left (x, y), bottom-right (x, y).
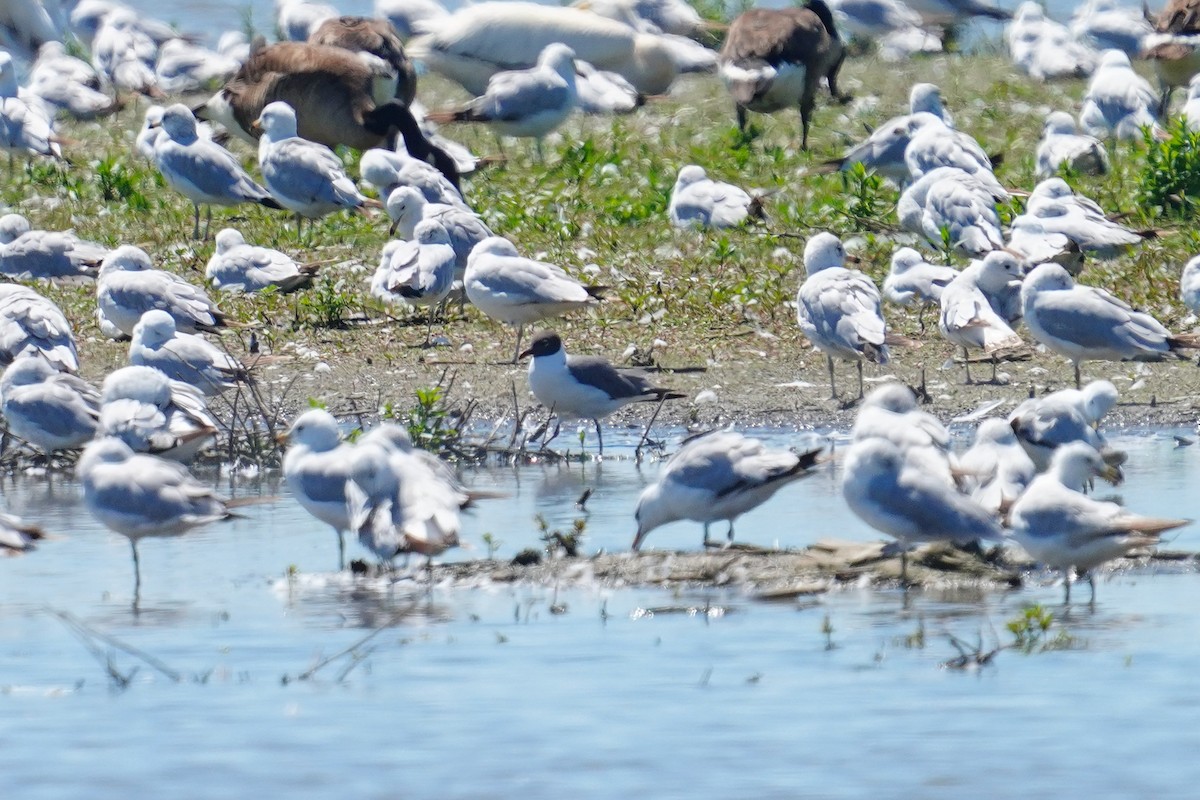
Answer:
top-left (275, 430), bottom-right (290, 445)
top-left (1100, 463), bottom-right (1124, 485)
top-left (387, 218), bottom-right (399, 236)
top-left (845, 253), bottom-right (863, 265)
top-left (148, 120), bottom-right (161, 129)
top-left (518, 346), bottom-right (534, 360)
top-left (631, 530), bottom-right (646, 552)
top-left (250, 119), bottom-right (263, 135)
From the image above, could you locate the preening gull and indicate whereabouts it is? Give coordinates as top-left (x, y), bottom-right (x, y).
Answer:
top-left (369, 219), bottom-right (456, 343)
top-left (957, 418), bottom-right (1037, 515)
top-left (99, 364), bottom-right (218, 463)
top-left (383, 186), bottom-right (492, 277)
top-left (632, 429), bottom-right (822, 550)
top-left (520, 329), bottom-right (683, 455)
top-left (938, 254), bottom-right (1023, 384)
top-left (1008, 380), bottom-right (1121, 471)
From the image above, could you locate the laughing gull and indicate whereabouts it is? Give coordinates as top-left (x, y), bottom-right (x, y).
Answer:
top-left (0, 356), bottom-right (100, 453)
top-left (841, 437), bottom-right (1005, 582)
top-left (795, 232), bottom-right (891, 402)
top-left (78, 436), bottom-right (237, 610)
top-left (1009, 442), bottom-right (1188, 604)
top-left (718, 2), bottom-right (850, 150)
top-left (1021, 263), bottom-right (1200, 388)
top-left (280, 409), bottom-right (355, 569)
top-left (424, 42), bottom-right (578, 159)
top-left (464, 236), bottom-right (604, 363)
top-left (206, 228), bottom-right (319, 294)
top-left (632, 429), bottom-right (823, 550)
top-left (153, 104), bottom-right (283, 240)
top-left (520, 330), bottom-right (684, 455)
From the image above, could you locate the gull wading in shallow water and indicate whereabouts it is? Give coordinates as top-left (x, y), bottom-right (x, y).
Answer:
top-left (632, 429), bottom-right (823, 551)
top-left (520, 330), bottom-right (684, 455)
top-left (280, 409), bottom-right (356, 569)
top-left (1009, 442), bottom-right (1190, 604)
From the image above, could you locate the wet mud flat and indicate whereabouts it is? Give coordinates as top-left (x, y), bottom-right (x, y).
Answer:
top-left (391, 540), bottom-right (1200, 598)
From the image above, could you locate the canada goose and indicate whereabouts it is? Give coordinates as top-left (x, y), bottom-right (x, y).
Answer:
top-left (1148, 0), bottom-right (1200, 33)
top-left (195, 41), bottom-right (460, 189)
top-left (719, 1), bottom-right (850, 150)
top-left (309, 15), bottom-right (417, 105)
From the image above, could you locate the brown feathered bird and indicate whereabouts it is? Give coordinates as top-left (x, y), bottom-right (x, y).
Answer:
top-left (309, 16), bottom-right (417, 106)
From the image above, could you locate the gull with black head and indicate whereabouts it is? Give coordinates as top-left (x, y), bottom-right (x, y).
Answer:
top-left (520, 330), bottom-right (685, 455)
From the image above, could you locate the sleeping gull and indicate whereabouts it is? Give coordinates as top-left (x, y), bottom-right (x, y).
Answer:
top-left (1070, 0), bottom-right (1152, 56)
top-left (1008, 380), bottom-right (1120, 471)
top-left (370, 219), bottom-right (457, 344)
top-left (850, 383), bottom-right (956, 489)
top-left (0, 512), bottom-right (48, 556)
top-left (425, 42), bottom-right (578, 158)
top-left (464, 236), bottom-right (603, 363)
top-left (128, 310), bottom-right (245, 397)
top-left (0, 284), bottom-right (78, 372)
top-left (27, 43), bottom-right (119, 120)
top-left (882, 246), bottom-right (958, 330)
top-left (90, 8), bottom-right (162, 97)
top-left (96, 245), bottom-right (227, 336)
top-left (0, 356), bottom-right (100, 453)
top-left (1006, 2), bottom-right (1099, 81)
top-left (912, 169), bottom-right (1005, 256)
top-left (1021, 263), bottom-right (1200, 388)
top-left (520, 329), bottom-right (684, 455)
top-left (841, 437), bottom-right (1005, 581)
top-left (280, 408), bottom-right (355, 569)
top-left (99, 364), bottom-right (218, 463)
top-left (1080, 49), bottom-right (1161, 139)
top-left (574, 59), bottom-right (642, 114)
top-left (1035, 111), bottom-right (1109, 179)
top-left (1024, 178), bottom-right (1149, 259)
top-left (206, 228), bottom-right (319, 294)
top-left (153, 103), bottom-right (283, 240)
top-left (795, 232), bottom-right (891, 401)
top-left (937, 254), bottom-right (1024, 384)
top-left (1006, 217), bottom-right (1080, 270)
top-left (78, 436), bottom-right (237, 610)
top-left (718, 4), bottom-right (851, 150)
top-left (255, 100), bottom-right (375, 232)
top-left (668, 165), bottom-right (760, 229)
top-left (0, 213), bottom-right (108, 281)
top-left (632, 429), bottom-right (822, 550)
top-left (154, 37), bottom-right (241, 95)
top-left (1009, 441), bottom-right (1188, 604)
top-left (0, 51), bottom-right (64, 166)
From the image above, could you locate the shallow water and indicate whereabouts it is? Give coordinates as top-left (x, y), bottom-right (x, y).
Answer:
top-left (2, 427), bottom-right (1200, 797)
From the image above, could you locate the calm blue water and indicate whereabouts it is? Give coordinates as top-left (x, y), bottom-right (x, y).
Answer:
top-left (2, 428), bottom-right (1199, 797)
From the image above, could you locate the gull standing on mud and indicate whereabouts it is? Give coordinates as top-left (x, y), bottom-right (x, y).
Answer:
top-left (0, 356), bottom-right (99, 453)
top-left (128, 310), bottom-right (245, 397)
top-left (668, 165), bottom-right (760, 230)
top-left (78, 436), bottom-right (238, 610)
top-left (1021, 263), bottom-right (1200, 388)
top-left (281, 409), bottom-right (357, 569)
top-left (841, 437), bottom-right (1006, 582)
top-left (1009, 442), bottom-right (1189, 604)
top-left (96, 245), bottom-right (227, 337)
top-left (882, 247), bottom-right (957, 330)
top-left (425, 43), bottom-right (578, 159)
top-left (938, 254), bottom-right (1024, 384)
top-left (464, 237), bottom-right (604, 363)
top-left (632, 429), bottom-right (823, 551)
top-left (206, 228), bottom-right (318, 294)
top-left (255, 101), bottom-right (375, 232)
top-left (520, 330), bottom-right (684, 455)
top-left (152, 104), bottom-right (283, 240)
top-left (795, 232), bottom-right (891, 401)
top-left (370, 219), bottom-right (457, 344)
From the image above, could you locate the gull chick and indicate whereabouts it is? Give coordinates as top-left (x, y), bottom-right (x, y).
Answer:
top-left (520, 330), bottom-right (684, 455)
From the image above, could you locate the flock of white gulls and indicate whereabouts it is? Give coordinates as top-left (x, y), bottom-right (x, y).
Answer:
top-left (0, 0), bottom-right (1197, 610)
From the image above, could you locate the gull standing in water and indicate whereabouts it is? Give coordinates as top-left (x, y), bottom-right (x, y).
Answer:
top-left (425, 43), bottom-right (578, 159)
top-left (1009, 442), bottom-right (1188, 604)
top-left (841, 437), bottom-right (1005, 582)
top-left (1021, 263), bottom-right (1200, 388)
top-left (1008, 379), bottom-right (1121, 471)
top-left (520, 330), bottom-right (684, 455)
top-left (668, 165), bottom-right (760, 230)
top-left (464, 236), bottom-right (604, 363)
top-left (280, 409), bottom-right (356, 569)
top-left (78, 436), bottom-right (238, 611)
top-left (957, 418), bottom-right (1037, 515)
top-left (795, 232), bottom-right (890, 401)
top-left (632, 429), bottom-right (823, 551)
